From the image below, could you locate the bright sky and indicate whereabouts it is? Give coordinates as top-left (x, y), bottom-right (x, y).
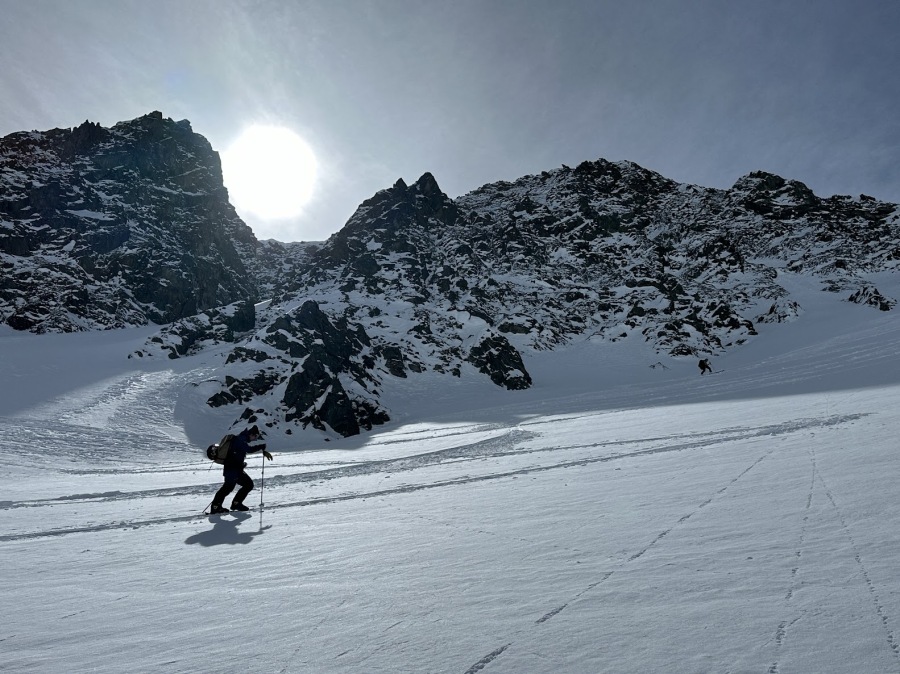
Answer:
top-left (1, 0), bottom-right (898, 242)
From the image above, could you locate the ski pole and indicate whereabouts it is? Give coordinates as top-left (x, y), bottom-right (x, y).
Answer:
top-left (260, 449), bottom-right (265, 510)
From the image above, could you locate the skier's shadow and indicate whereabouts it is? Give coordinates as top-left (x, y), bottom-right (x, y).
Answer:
top-left (185, 512), bottom-right (270, 547)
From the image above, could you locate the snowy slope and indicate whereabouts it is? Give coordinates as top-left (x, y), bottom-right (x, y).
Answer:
top-left (3, 277), bottom-right (900, 673)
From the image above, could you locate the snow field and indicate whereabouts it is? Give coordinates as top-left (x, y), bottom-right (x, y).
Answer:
top-left (3, 286), bottom-right (900, 672)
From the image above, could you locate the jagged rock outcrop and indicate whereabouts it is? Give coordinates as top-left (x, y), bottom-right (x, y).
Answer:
top-left (468, 333), bottom-right (532, 390)
top-left (0, 112), bottom-right (258, 332)
top-left (209, 300), bottom-right (389, 437)
top-left (848, 285), bottom-right (895, 311)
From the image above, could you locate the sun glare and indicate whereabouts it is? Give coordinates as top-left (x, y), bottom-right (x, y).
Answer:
top-left (221, 125), bottom-right (318, 220)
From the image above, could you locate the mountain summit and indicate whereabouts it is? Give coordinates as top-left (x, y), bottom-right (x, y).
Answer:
top-left (0, 111), bottom-right (257, 332)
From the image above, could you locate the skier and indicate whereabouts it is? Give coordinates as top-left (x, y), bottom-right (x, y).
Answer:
top-left (209, 424), bottom-right (273, 514)
top-left (698, 358), bottom-right (713, 375)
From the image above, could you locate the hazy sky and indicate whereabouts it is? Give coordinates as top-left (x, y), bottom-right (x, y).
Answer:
top-left (1, 0), bottom-right (898, 242)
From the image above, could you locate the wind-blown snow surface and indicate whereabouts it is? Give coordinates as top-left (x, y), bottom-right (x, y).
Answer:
top-left (3, 276), bottom-right (900, 673)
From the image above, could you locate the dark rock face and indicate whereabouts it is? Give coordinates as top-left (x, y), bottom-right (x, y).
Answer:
top-left (273, 301), bottom-right (390, 435)
top-left (468, 334), bottom-right (532, 390)
top-left (848, 285), bottom-right (895, 311)
top-left (0, 112), bottom-right (258, 332)
top-left (210, 300), bottom-right (389, 437)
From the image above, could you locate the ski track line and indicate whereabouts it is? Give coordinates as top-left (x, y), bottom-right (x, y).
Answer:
top-left (0, 430), bottom-right (538, 511)
top-left (535, 575), bottom-right (613, 625)
top-left (627, 446), bottom-right (773, 564)
top-left (462, 443), bottom-right (777, 674)
top-left (0, 414), bottom-right (864, 542)
top-left (463, 643), bottom-right (512, 674)
top-left (0, 423), bottom-right (750, 499)
top-left (59, 457), bottom-right (367, 476)
top-left (0, 414), bottom-right (863, 511)
top-left (768, 450), bottom-right (817, 674)
top-left (815, 455), bottom-right (900, 668)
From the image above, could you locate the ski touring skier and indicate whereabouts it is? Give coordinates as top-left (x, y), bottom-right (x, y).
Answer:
top-left (698, 358), bottom-right (713, 375)
top-left (209, 425), bottom-right (273, 514)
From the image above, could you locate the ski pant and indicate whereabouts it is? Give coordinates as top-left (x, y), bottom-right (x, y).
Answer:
top-left (213, 470), bottom-right (254, 506)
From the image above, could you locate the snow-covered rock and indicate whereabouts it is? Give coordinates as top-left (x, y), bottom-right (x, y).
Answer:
top-left (3, 115), bottom-right (900, 438)
top-left (0, 112), bottom-right (257, 332)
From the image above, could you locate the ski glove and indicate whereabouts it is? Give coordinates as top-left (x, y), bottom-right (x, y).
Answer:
top-left (263, 450), bottom-right (273, 461)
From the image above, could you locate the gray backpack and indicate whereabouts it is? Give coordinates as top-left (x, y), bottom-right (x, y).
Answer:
top-left (205, 434), bottom-right (235, 465)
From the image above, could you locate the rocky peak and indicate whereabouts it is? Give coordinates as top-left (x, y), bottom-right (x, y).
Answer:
top-left (306, 171), bottom-right (460, 278)
top-left (729, 171), bottom-right (818, 218)
top-left (57, 120), bottom-right (108, 160)
top-left (0, 112), bottom-right (258, 332)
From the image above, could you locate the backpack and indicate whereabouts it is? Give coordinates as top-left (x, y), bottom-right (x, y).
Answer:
top-left (205, 434), bottom-right (235, 465)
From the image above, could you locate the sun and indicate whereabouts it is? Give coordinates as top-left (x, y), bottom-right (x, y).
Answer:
top-left (220, 125), bottom-right (318, 220)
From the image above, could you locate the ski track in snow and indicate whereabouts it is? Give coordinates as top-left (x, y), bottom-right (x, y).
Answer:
top-left (814, 453), bottom-right (900, 664)
top-left (765, 447), bottom-right (900, 674)
top-left (462, 438), bottom-right (900, 674)
top-left (2, 369), bottom-right (194, 467)
top-left (463, 643), bottom-right (512, 674)
top-left (462, 439), bottom-right (779, 673)
top-left (9, 395), bottom-right (897, 669)
top-left (768, 450), bottom-right (818, 674)
top-left (0, 413), bottom-right (863, 542)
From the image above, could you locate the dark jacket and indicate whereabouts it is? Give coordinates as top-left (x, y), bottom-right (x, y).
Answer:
top-left (223, 429), bottom-right (264, 473)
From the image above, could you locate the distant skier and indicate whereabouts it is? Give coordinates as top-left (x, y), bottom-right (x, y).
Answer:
top-left (209, 424), bottom-right (273, 514)
top-left (698, 358), bottom-right (713, 375)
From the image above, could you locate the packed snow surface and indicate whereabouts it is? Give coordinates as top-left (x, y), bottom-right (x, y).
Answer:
top-left (3, 278), bottom-right (900, 673)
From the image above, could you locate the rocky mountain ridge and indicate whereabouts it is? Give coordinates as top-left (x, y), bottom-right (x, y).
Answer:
top-left (196, 161), bottom-right (898, 440)
top-left (2, 113), bottom-right (898, 439)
